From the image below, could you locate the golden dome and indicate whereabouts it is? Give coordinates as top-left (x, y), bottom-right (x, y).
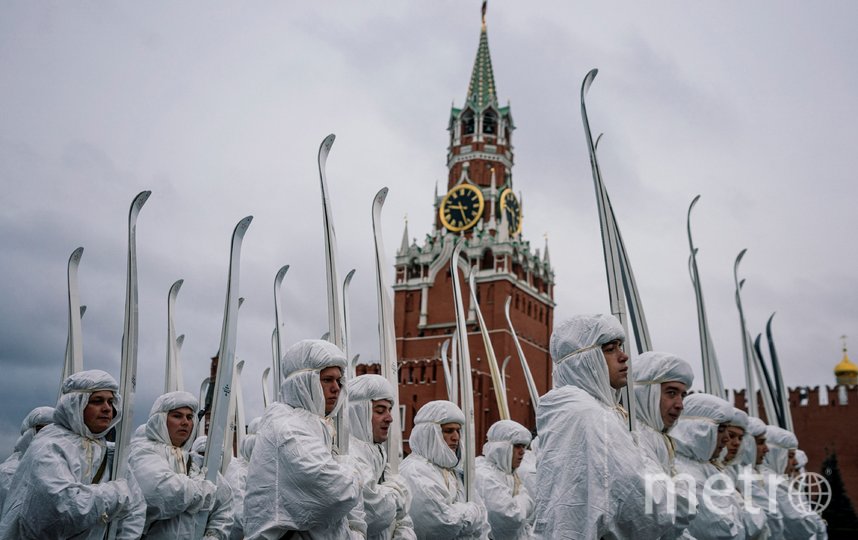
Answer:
top-left (835, 352), bottom-right (858, 376)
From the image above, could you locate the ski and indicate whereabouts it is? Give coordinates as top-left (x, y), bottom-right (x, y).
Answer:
top-left (504, 297), bottom-right (540, 408)
top-left (273, 265), bottom-right (289, 402)
top-left (450, 239), bottom-right (476, 501)
top-left (371, 187), bottom-right (402, 471)
top-left (62, 246), bottom-right (84, 392)
top-left (221, 359), bottom-right (246, 473)
top-left (318, 134), bottom-right (345, 350)
top-left (317, 134), bottom-right (348, 455)
top-left (175, 334), bottom-right (185, 392)
top-left (753, 334), bottom-right (784, 427)
top-left (468, 270), bottom-right (509, 419)
top-left (199, 377), bottom-right (210, 423)
top-left (500, 356), bottom-right (511, 396)
top-left (107, 190), bottom-right (150, 540)
top-left (261, 366), bottom-right (271, 409)
top-left (195, 215), bottom-right (252, 537)
top-left (733, 250), bottom-right (759, 417)
top-left (342, 268), bottom-right (356, 377)
top-left (580, 71), bottom-right (636, 430)
top-left (440, 338), bottom-right (455, 403)
top-left (165, 279), bottom-right (184, 393)
top-left (687, 195), bottom-right (726, 397)
top-left (766, 314), bottom-right (794, 431)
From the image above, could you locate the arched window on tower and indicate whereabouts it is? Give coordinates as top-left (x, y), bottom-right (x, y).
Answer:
top-left (462, 110), bottom-right (475, 135)
top-left (483, 110), bottom-right (497, 136)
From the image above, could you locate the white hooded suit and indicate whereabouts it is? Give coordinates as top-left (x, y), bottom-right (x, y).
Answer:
top-left (128, 390), bottom-right (233, 539)
top-left (631, 351), bottom-right (697, 539)
top-left (347, 374), bottom-right (415, 540)
top-left (0, 369), bottom-right (145, 539)
top-left (0, 405), bottom-right (55, 510)
top-left (225, 416), bottom-right (260, 540)
top-left (244, 339), bottom-right (364, 539)
top-left (475, 419), bottom-right (534, 540)
top-left (761, 426), bottom-right (822, 540)
top-left (533, 315), bottom-right (674, 539)
top-left (671, 393), bottom-right (750, 539)
top-left (400, 400), bottom-right (489, 539)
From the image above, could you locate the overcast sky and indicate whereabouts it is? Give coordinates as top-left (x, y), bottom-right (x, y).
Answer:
top-left (1, 2), bottom-right (856, 458)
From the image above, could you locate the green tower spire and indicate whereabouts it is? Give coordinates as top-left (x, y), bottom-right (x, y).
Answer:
top-left (466, 2), bottom-right (498, 110)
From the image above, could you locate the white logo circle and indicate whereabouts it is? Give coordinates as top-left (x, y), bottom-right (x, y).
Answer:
top-left (788, 472), bottom-right (832, 515)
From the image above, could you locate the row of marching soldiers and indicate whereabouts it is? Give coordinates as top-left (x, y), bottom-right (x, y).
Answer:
top-left (0, 314), bottom-right (828, 539)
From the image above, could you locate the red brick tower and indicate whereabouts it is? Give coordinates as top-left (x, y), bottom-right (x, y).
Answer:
top-left (393, 10), bottom-right (555, 451)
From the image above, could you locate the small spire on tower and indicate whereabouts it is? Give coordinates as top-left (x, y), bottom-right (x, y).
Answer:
top-left (543, 233), bottom-right (551, 266)
top-left (481, 0), bottom-right (487, 29)
top-left (399, 214), bottom-right (410, 255)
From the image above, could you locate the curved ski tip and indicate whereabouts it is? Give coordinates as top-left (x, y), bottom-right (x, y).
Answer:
top-left (594, 133), bottom-right (604, 151)
top-left (767, 312), bottom-right (777, 323)
top-left (689, 194), bottom-right (701, 209)
top-left (375, 186), bottom-right (389, 205)
top-left (262, 366), bottom-right (271, 376)
top-left (133, 190), bottom-right (152, 208)
top-left (70, 246), bottom-right (84, 263)
top-left (235, 215), bottom-right (253, 234)
top-left (170, 279), bottom-right (184, 293)
top-left (236, 359), bottom-right (245, 371)
top-left (581, 68), bottom-right (598, 95)
top-left (80, 305), bottom-right (87, 317)
top-left (345, 268), bottom-right (356, 282)
top-left (736, 248), bottom-right (748, 263)
top-left (319, 134), bottom-right (336, 155)
top-left (176, 334), bottom-right (185, 346)
top-left (275, 264), bottom-right (290, 281)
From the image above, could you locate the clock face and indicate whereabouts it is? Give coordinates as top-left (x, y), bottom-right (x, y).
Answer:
top-left (499, 188), bottom-right (522, 235)
top-left (440, 184), bottom-right (485, 232)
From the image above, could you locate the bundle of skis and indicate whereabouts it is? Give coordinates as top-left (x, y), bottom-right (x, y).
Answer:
top-left (578, 70), bottom-right (793, 431)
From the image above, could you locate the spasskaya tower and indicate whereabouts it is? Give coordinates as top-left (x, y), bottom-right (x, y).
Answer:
top-left (392, 6), bottom-right (555, 449)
